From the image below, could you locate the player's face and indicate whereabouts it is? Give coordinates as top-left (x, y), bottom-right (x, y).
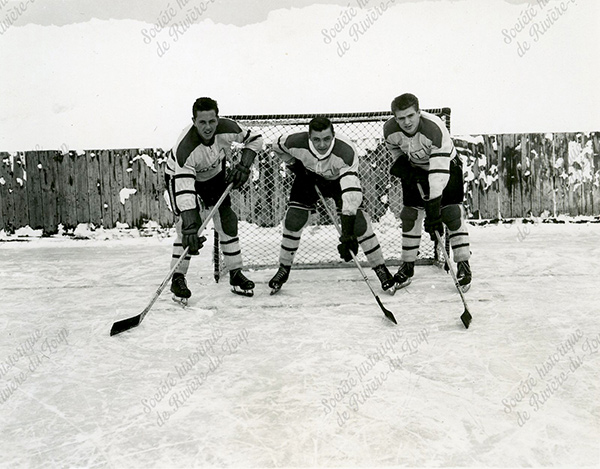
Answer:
top-left (309, 128), bottom-right (334, 155)
top-left (192, 110), bottom-right (218, 142)
top-left (394, 107), bottom-right (420, 134)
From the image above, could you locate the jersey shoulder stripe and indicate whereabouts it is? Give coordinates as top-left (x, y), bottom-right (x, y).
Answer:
top-left (383, 118), bottom-right (401, 139)
top-left (418, 113), bottom-right (445, 148)
top-left (215, 118), bottom-right (242, 135)
top-left (284, 132), bottom-right (310, 150)
top-left (332, 138), bottom-right (355, 166)
top-left (176, 126), bottom-right (202, 167)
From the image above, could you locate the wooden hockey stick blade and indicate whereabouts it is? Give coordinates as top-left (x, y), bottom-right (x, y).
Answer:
top-left (110, 300), bottom-right (155, 336)
top-left (460, 309), bottom-right (472, 329)
top-left (110, 314), bottom-right (142, 336)
top-left (376, 296), bottom-right (397, 324)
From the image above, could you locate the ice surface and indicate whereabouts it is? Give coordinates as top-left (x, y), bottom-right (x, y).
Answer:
top-left (0, 223), bottom-right (599, 468)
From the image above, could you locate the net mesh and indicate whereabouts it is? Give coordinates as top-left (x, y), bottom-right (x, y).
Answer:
top-left (217, 109), bottom-right (451, 271)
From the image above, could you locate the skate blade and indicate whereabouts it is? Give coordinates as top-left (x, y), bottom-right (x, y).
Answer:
top-left (385, 285), bottom-right (398, 296)
top-left (231, 287), bottom-right (254, 297)
top-left (270, 286), bottom-right (282, 296)
top-left (460, 283), bottom-right (471, 293)
top-left (172, 296), bottom-right (189, 307)
top-left (395, 278), bottom-right (412, 291)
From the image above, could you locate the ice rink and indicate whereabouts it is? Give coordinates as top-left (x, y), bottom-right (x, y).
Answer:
top-left (1, 222), bottom-right (599, 468)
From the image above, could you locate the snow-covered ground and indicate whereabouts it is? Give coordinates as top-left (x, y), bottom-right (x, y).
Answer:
top-left (0, 222), bottom-right (599, 468)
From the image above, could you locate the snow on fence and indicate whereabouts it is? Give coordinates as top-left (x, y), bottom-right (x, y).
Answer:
top-left (0, 148), bottom-right (175, 233)
top-left (0, 132), bottom-right (599, 235)
top-left (456, 132), bottom-right (600, 219)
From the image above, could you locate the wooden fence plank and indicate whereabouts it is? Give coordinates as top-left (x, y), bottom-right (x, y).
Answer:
top-left (56, 152), bottom-right (78, 229)
top-left (111, 151), bottom-right (126, 226)
top-left (489, 135), bottom-right (500, 220)
top-left (535, 134), bottom-right (547, 216)
top-left (592, 135), bottom-right (600, 215)
top-left (0, 152), bottom-right (13, 232)
top-left (582, 133), bottom-right (595, 216)
top-left (25, 151), bottom-right (44, 229)
top-left (120, 150), bottom-right (134, 227)
top-left (512, 134), bottom-right (524, 218)
top-left (146, 150), bottom-right (161, 226)
top-left (48, 151), bottom-right (65, 231)
top-left (550, 134), bottom-right (562, 216)
top-left (497, 135), bottom-right (513, 218)
top-left (519, 134), bottom-right (532, 216)
top-left (12, 153), bottom-right (30, 229)
top-left (479, 135), bottom-right (496, 220)
top-left (38, 151), bottom-right (59, 234)
top-left (98, 150), bottom-right (114, 228)
top-left (132, 149), bottom-right (145, 227)
top-left (144, 150), bottom-right (156, 225)
top-left (73, 152), bottom-right (89, 225)
top-left (134, 150), bottom-right (145, 226)
top-left (156, 152), bottom-right (174, 227)
top-left (86, 151), bottom-right (103, 226)
top-left (65, 152), bottom-right (78, 228)
top-left (474, 142), bottom-right (489, 220)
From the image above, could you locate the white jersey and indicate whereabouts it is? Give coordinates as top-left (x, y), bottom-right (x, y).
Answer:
top-left (166, 118), bottom-right (263, 212)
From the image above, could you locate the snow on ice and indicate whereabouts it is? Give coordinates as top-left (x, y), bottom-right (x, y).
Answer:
top-left (0, 220), bottom-right (599, 467)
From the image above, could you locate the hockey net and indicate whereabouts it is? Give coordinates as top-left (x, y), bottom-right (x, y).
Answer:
top-left (217, 109), bottom-right (451, 272)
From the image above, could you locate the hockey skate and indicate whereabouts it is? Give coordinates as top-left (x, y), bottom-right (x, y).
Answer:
top-left (268, 265), bottom-right (291, 295)
top-left (394, 261), bottom-right (414, 290)
top-left (373, 264), bottom-right (396, 295)
top-left (171, 273), bottom-right (191, 306)
top-left (230, 268), bottom-right (255, 297)
top-left (456, 260), bottom-right (472, 292)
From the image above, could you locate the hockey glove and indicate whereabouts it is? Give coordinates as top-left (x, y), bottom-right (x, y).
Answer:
top-left (288, 160), bottom-right (308, 177)
top-left (226, 163), bottom-right (251, 189)
top-left (180, 209), bottom-right (206, 255)
top-left (390, 155), bottom-right (411, 179)
top-left (424, 196), bottom-right (443, 241)
top-left (337, 214), bottom-right (358, 262)
top-left (390, 156), bottom-right (428, 184)
top-left (226, 149), bottom-right (256, 189)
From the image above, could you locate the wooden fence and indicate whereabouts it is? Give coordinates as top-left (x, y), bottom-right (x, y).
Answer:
top-left (0, 131), bottom-right (598, 234)
top-left (0, 149), bottom-right (174, 233)
top-left (457, 132), bottom-right (600, 219)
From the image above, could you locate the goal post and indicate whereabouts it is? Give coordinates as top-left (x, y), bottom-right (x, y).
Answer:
top-left (215, 109), bottom-right (451, 274)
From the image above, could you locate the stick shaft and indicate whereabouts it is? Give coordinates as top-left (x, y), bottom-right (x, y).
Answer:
top-left (315, 186), bottom-right (394, 321)
top-left (434, 232), bottom-right (469, 305)
top-left (127, 183), bottom-right (233, 326)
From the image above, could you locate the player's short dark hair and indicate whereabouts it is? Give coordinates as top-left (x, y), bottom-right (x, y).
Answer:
top-left (308, 117), bottom-right (334, 134)
top-left (192, 97), bottom-right (219, 118)
top-left (391, 93), bottom-right (420, 113)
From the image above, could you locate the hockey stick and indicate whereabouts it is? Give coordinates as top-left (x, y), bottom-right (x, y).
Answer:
top-left (434, 230), bottom-right (472, 328)
top-left (213, 230), bottom-right (220, 283)
top-left (110, 183), bottom-right (234, 336)
top-left (417, 183), bottom-right (472, 329)
top-left (315, 186), bottom-right (397, 325)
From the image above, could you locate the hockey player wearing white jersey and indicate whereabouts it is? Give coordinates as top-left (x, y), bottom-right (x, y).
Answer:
top-left (268, 117), bottom-right (395, 294)
top-left (165, 97), bottom-right (264, 300)
top-left (384, 93), bottom-right (471, 290)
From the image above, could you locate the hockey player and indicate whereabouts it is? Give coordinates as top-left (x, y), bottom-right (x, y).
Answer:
top-left (384, 93), bottom-right (472, 290)
top-left (268, 117), bottom-right (395, 294)
top-left (165, 97), bottom-right (263, 301)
